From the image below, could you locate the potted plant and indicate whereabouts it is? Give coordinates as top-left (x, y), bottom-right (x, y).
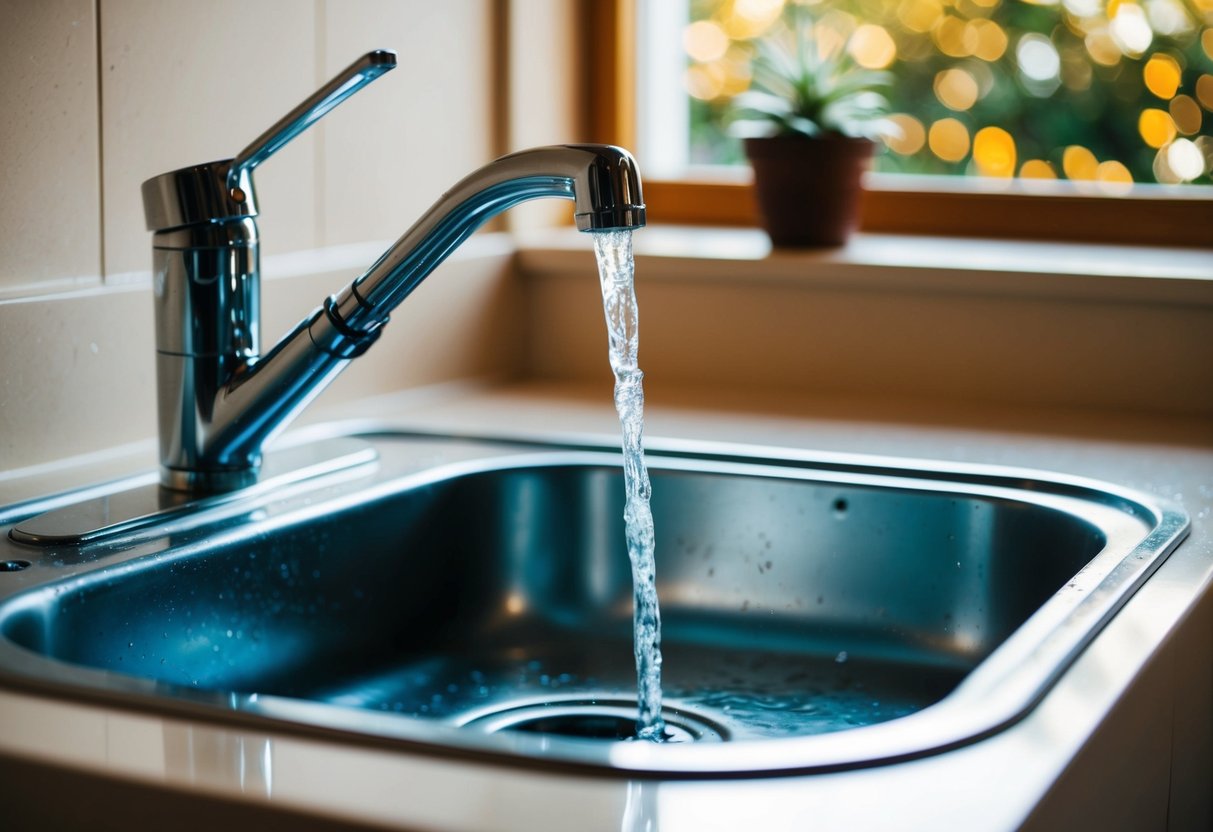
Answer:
top-left (729, 9), bottom-right (894, 247)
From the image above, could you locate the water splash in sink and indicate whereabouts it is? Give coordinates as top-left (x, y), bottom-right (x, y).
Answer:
top-left (593, 229), bottom-right (665, 741)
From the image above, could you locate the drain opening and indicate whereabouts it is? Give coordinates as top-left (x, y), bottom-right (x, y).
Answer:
top-left (512, 713), bottom-right (640, 741)
top-left (462, 700), bottom-right (726, 743)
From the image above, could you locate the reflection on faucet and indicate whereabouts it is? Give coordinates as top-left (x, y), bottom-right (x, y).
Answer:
top-left (142, 51), bottom-right (646, 494)
top-left (164, 724), bottom-right (273, 798)
top-left (621, 780), bottom-right (660, 832)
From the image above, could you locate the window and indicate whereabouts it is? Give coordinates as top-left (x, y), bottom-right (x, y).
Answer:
top-left (591, 0), bottom-right (1213, 245)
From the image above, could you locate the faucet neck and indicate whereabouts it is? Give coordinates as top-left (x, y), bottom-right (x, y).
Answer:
top-left (330, 145), bottom-right (646, 336)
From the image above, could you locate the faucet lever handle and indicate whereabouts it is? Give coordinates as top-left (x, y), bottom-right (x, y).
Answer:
top-left (228, 49), bottom-right (397, 191)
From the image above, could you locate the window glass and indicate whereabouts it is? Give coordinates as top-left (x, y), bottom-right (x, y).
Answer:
top-left (638, 0), bottom-right (1212, 188)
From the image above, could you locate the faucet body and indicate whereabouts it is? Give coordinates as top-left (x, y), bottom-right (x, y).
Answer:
top-left (142, 53), bottom-right (644, 493)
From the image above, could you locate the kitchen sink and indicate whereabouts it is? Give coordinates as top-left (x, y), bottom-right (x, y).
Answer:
top-left (0, 431), bottom-right (1189, 775)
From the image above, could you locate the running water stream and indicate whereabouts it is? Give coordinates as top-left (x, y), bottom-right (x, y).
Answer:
top-left (592, 229), bottom-right (665, 742)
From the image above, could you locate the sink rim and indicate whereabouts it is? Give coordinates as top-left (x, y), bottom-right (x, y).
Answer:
top-left (0, 429), bottom-right (1191, 776)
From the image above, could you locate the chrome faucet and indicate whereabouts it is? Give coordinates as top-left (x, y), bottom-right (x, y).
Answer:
top-left (141, 50), bottom-right (646, 494)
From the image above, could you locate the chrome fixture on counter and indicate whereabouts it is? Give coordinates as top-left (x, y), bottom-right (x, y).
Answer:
top-left (141, 49), bottom-right (646, 493)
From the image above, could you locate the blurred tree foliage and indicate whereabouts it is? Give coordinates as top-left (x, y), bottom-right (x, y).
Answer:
top-left (684, 0), bottom-right (1212, 184)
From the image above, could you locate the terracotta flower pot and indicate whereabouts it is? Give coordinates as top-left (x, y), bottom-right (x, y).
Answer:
top-left (744, 135), bottom-right (875, 247)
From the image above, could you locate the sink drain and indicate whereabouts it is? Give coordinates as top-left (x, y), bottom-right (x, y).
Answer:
top-left (461, 699), bottom-right (726, 743)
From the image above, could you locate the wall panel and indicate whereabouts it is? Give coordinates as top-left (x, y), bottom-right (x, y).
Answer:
top-left (0, 0), bottom-right (101, 292)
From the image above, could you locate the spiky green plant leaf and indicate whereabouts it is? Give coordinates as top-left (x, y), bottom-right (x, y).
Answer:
top-left (727, 8), bottom-right (894, 140)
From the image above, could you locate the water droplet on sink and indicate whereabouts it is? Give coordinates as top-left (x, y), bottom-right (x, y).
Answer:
top-left (835, 651), bottom-right (849, 664)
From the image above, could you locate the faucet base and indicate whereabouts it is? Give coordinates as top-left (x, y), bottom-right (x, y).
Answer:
top-left (160, 465), bottom-right (260, 494)
top-left (9, 439), bottom-right (378, 548)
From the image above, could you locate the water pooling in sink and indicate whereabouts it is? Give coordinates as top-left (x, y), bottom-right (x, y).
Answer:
top-left (592, 229), bottom-right (665, 741)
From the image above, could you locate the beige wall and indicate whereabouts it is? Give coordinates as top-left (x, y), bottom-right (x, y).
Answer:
top-left (505, 0), bottom-right (584, 230)
top-left (0, 0), bottom-right (555, 473)
top-left (0, 0), bottom-right (102, 294)
top-left (1, 0), bottom-right (503, 288)
top-left (517, 238), bottom-right (1213, 421)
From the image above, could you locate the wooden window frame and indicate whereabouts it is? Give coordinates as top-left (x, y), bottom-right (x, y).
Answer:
top-left (588, 0), bottom-right (1212, 248)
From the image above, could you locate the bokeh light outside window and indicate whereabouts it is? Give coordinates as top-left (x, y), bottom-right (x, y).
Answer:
top-left (639, 0), bottom-right (1213, 188)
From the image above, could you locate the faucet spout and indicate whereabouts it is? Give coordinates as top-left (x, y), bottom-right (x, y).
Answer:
top-left (329, 144), bottom-right (645, 336)
top-left (146, 143), bottom-right (645, 493)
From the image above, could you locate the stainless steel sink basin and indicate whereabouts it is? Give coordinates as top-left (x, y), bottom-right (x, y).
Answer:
top-left (0, 431), bottom-right (1189, 775)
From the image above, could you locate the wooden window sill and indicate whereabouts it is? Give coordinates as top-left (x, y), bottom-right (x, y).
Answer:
top-left (640, 174), bottom-right (1213, 249)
